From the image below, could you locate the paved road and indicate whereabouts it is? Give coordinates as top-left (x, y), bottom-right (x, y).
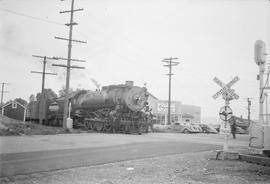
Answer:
top-left (0, 141), bottom-right (220, 177)
top-left (0, 133), bottom-right (248, 177)
top-left (0, 133), bottom-right (248, 154)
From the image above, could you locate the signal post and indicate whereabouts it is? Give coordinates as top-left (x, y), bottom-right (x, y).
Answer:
top-left (250, 40), bottom-right (270, 154)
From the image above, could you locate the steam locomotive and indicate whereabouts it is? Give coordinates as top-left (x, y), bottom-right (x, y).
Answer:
top-left (27, 81), bottom-right (152, 134)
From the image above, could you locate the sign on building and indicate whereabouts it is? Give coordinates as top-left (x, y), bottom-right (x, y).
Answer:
top-left (157, 102), bottom-right (176, 113)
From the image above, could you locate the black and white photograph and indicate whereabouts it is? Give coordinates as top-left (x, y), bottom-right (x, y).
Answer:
top-left (0, 0), bottom-right (270, 183)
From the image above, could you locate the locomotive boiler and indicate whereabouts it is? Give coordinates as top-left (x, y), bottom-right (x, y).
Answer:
top-left (47, 81), bottom-right (151, 134)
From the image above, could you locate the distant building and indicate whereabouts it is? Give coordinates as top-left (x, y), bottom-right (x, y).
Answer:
top-left (181, 104), bottom-right (201, 123)
top-left (147, 93), bottom-right (201, 125)
top-left (229, 115), bottom-right (252, 129)
top-left (1, 101), bottom-right (27, 121)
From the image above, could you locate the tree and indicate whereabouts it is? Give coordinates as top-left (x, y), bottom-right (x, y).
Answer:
top-left (14, 98), bottom-right (27, 106)
top-left (29, 94), bottom-right (36, 102)
top-left (4, 100), bottom-right (12, 106)
top-left (58, 86), bottom-right (74, 97)
top-left (36, 88), bottom-right (57, 101)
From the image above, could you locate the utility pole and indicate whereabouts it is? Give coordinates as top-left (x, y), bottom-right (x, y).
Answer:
top-left (246, 97), bottom-right (252, 127)
top-left (0, 82), bottom-right (9, 110)
top-left (264, 65), bottom-right (270, 123)
top-left (54, 0), bottom-right (86, 129)
top-left (31, 55), bottom-right (57, 124)
top-left (255, 40), bottom-right (267, 124)
top-left (265, 93), bottom-right (269, 123)
top-left (162, 57), bottom-right (179, 125)
top-left (259, 62), bottom-right (265, 123)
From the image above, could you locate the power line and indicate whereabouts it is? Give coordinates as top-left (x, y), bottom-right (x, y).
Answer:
top-left (0, 8), bottom-right (63, 26)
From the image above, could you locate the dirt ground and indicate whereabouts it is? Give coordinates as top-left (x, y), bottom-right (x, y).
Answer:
top-left (1, 151), bottom-right (269, 184)
top-left (0, 115), bottom-right (89, 136)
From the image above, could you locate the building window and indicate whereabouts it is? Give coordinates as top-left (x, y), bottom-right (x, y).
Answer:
top-left (156, 115), bottom-right (165, 125)
top-left (171, 114), bottom-right (178, 124)
top-left (12, 103), bottom-right (17, 109)
top-left (156, 116), bottom-right (160, 124)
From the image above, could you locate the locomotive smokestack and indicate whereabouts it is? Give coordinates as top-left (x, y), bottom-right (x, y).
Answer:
top-left (125, 81), bottom-right (134, 86)
top-left (90, 78), bottom-right (101, 91)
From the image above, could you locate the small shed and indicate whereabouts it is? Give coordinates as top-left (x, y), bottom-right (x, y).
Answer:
top-left (1, 101), bottom-right (27, 121)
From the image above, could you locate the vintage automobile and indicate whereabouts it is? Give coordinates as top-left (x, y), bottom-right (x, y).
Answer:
top-left (190, 123), bottom-right (203, 133)
top-left (235, 127), bottom-right (249, 134)
top-left (171, 122), bottom-right (200, 133)
top-left (199, 124), bottom-right (218, 134)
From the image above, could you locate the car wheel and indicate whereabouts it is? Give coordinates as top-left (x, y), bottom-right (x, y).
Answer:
top-left (183, 129), bottom-right (189, 133)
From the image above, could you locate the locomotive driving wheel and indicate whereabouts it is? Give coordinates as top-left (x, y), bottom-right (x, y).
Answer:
top-left (103, 121), bottom-right (112, 133)
top-left (93, 121), bottom-right (104, 132)
top-left (85, 120), bottom-right (93, 130)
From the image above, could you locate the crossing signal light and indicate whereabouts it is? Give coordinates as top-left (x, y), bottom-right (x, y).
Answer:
top-left (254, 40), bottom-right (266, 65)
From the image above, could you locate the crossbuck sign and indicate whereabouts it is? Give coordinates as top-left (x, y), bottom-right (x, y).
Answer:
top-left (212, 76), bottom-right (239, 100)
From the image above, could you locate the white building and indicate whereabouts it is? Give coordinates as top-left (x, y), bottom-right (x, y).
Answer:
top-left (148, 93), bottom-right (201, 125)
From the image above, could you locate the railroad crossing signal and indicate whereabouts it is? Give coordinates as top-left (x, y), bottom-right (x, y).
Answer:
top-left (212, 76), bottom-right (239, 100)
top-left (219, 106), bottom-right (233, 121)
top-left (212, 76), bottom-right (239, 151)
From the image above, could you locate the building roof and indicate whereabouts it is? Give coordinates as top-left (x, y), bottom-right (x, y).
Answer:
top-left (1, 100), bottom-right (27, 110)
top-left (182, 113), bottom-right (194, 119)
top-left (147, 92), bottom-right (159, 100)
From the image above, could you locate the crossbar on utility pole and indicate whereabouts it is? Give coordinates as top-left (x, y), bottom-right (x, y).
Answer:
top-left (52, 64), bottom-right (85, 69)
top-left (52, 56), bottom-right (86, 63)
top-left (53, 0), bottom-right (86, 129)
top-left (31, 55), bottom-right (57, 124)
top-left (162, 57), bottom-right (180, 126)
top-left (60, 8), bottom-right (83, 14)
top-left (55, 36), bottom-right (87, 43)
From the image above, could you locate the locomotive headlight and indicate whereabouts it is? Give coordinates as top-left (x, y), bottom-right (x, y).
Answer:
top-left (137, 95), bottom-right (146, 105)
top-left (132, 93), bottom-right (146, 105)
top-left (125, 86), bottom-right (148, 112)
top-left (133, 94), bottom-right (140, 104)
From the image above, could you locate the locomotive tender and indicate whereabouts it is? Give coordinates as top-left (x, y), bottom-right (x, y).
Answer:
top-left (28, 81), bottom-right (152, 134)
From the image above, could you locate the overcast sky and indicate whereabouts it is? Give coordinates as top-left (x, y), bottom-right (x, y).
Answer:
top-left (0, 0), bottom-right (270, 120)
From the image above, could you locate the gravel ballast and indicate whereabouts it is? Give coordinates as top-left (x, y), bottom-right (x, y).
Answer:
top-left (1, 151), bottom-right (270, 184)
